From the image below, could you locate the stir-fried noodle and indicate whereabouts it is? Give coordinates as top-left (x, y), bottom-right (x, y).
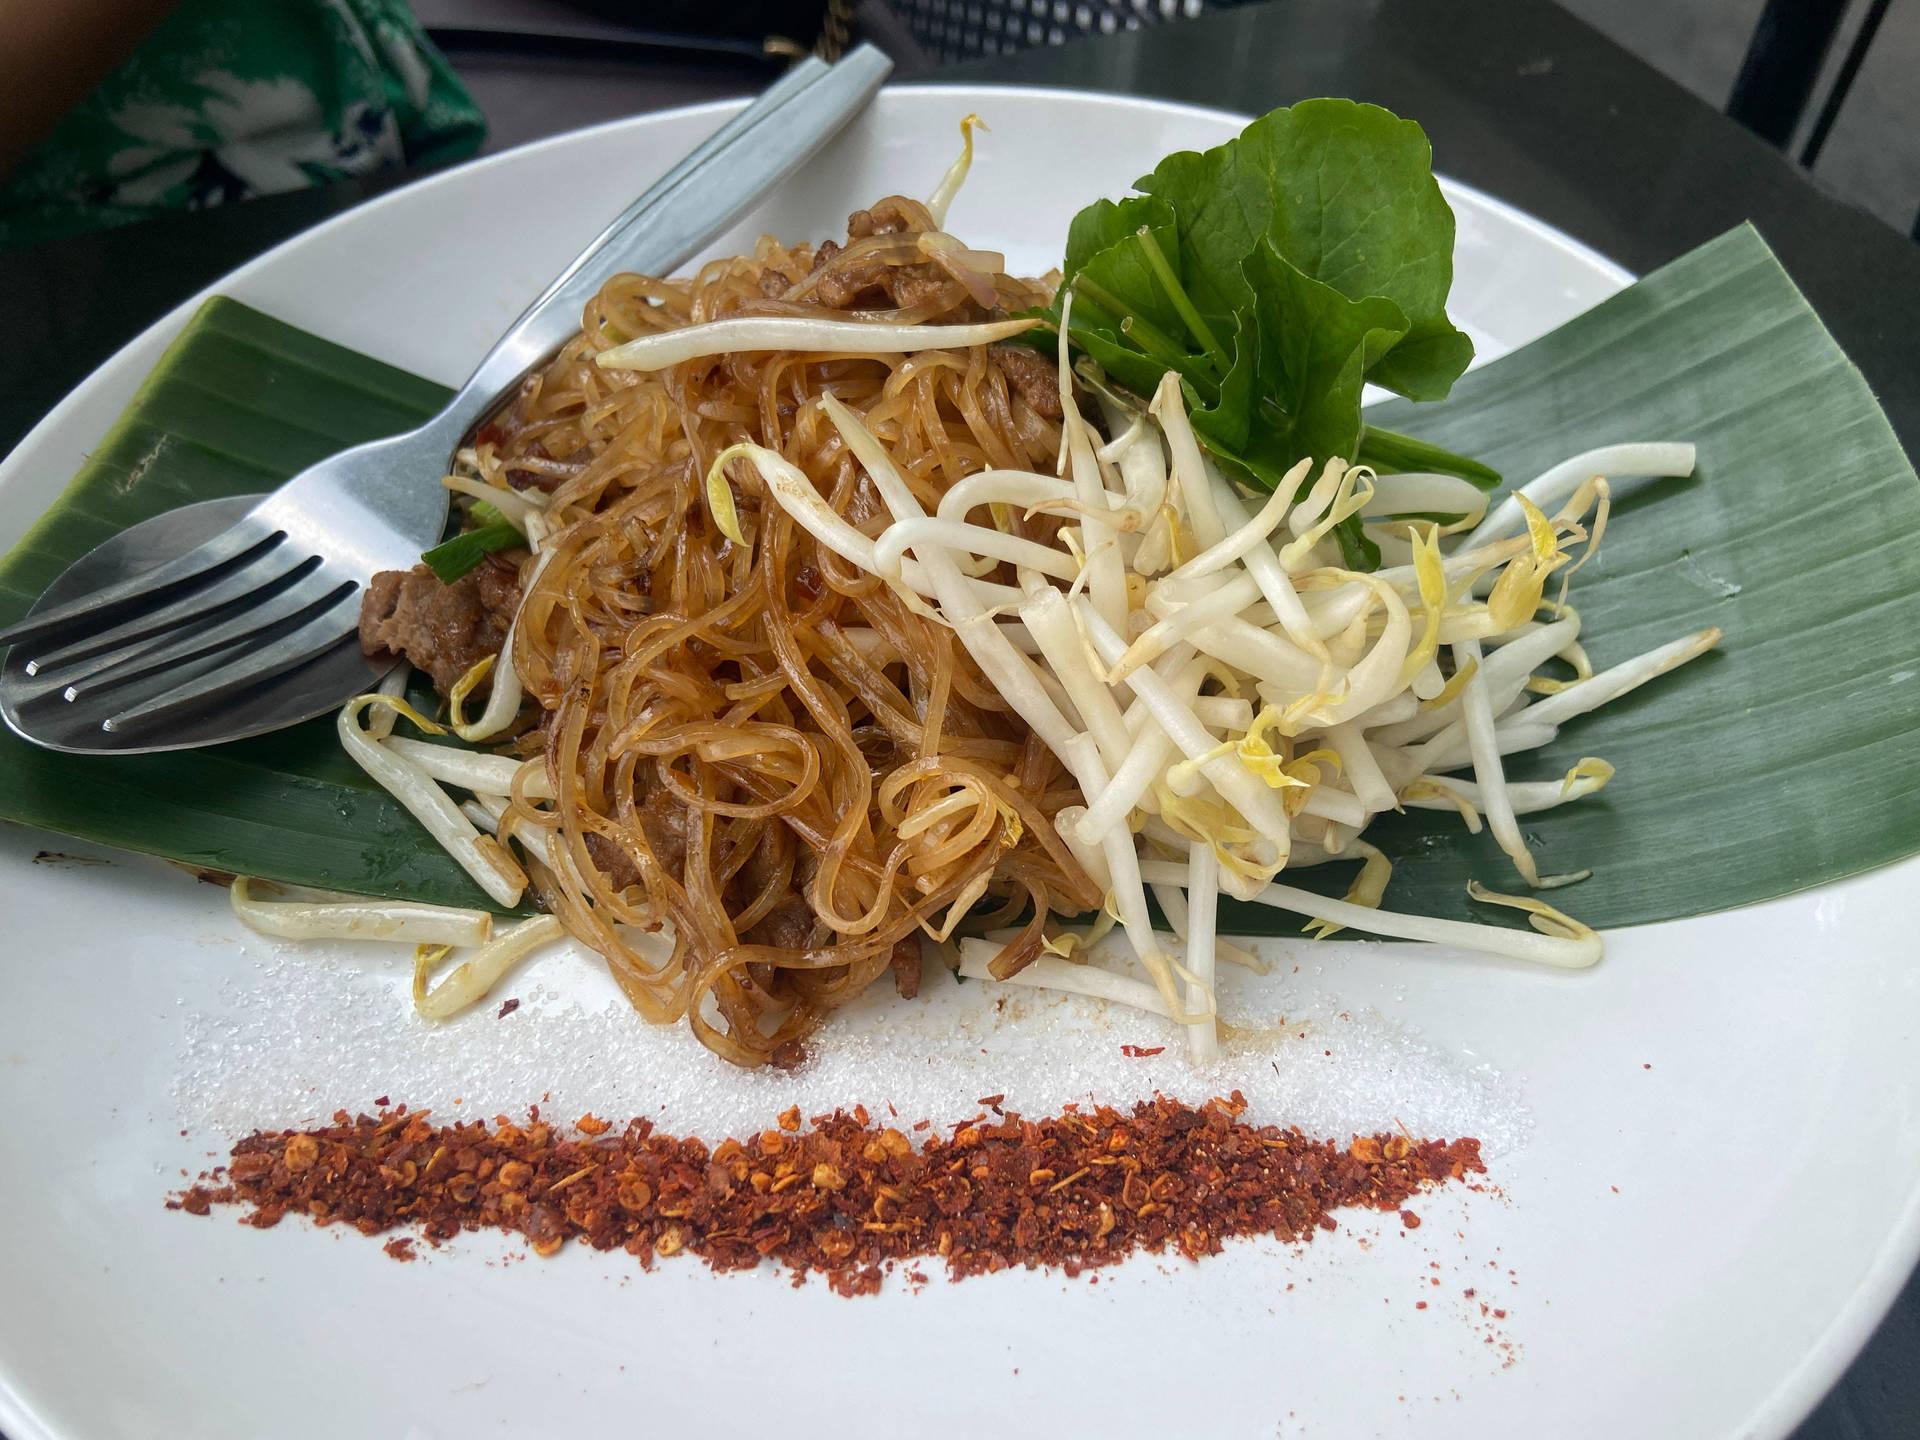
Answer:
top-left (483, 197), bottom-right (1099, 1066)
top-left (292, 178), bottom-right (1715, 1069)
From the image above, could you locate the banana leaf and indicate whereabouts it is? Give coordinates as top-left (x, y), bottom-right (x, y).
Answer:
top-left (1272, 221), bottom-right (1920, 931)
top-left (2, 225), bottom-right (1917, 936)
top-left (0, 298), bottom-right (499, 910)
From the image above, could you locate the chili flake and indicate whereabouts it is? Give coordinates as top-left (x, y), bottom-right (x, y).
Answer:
top-left (169, 1095), bottom-right (1483, 1297)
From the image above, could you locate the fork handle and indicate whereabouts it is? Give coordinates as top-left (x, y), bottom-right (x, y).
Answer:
top-left (0, 48), bottom-right (893, 658)
top-left (423, 43), bottom-right (893, 453)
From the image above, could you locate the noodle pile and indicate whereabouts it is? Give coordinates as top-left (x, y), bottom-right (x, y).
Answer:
top-left (261, 153), bottom-right (1712, 1071)
top-left (477, 198), bottom-right (1100, 1065)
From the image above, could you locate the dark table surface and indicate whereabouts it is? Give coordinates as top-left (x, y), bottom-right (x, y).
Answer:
top-left (3, 1), bottom-right (1917, 1435)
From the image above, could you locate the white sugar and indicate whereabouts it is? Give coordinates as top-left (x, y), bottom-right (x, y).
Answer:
top-left (173, 931), bottom-right (1528, 1154)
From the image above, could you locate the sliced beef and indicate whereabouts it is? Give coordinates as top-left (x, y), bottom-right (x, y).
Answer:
top-left (743, 894), bottom-right (816, 952)
top-left (634, 774), bottom-right (688, 878)
top-left (888, 934), bottom-right (922, 999)
top-left (584, 832), bottom-right (643, 892)
top-left (815, 254), bottom-right (954, 312)
top-left (890, 265), bottom-right (956, 310)
top-left (357, 550), bottom-right (526, 695)
top-left (845, 197), bottom-right (929, 239)
top-left (577, 768), bottom-right (692, 896)
top-left (813, 252), bottom-right (890, 309)
top-left (476, 389), bottom-right (583, 493)
top-left (814, 199), bottom-right (958, 312)
top-left (502, 439), bottom-right (583, 494)
top-left (991, 343), bottom-right (1065, 420)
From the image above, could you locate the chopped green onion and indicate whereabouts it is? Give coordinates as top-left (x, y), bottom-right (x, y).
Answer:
top-left (422, 521), bottom-right (522, 584)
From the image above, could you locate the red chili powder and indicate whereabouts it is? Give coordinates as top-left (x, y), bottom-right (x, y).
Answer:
top-left (169, 1093), bottom-right (1482, 1296)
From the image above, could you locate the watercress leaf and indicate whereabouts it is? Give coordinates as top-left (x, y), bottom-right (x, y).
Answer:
top-left (1136, 144), bottom-right (1265, 323)
top-left (1240, 240), bottom-right (1409, 480)
top-left (1366, 312), bottom-right (1477, 401)
top-left (1068, 223), bottom-right (1194, 362)
top-left (1049, 97), bottom-right (1488, 569)
top-left (1068, 323), bottom-right (1180, 401)
top-left (1046, 246), bottom-right (1231, 405)
top-left (1062, 195), bottom-right (1177, 283)
top-left (1142, 98), bottom-right (1473, 405)
top-left (1242, 100), bottom-right (1456, 324)
top-left (1186, 312), bottom-right (1259, 455)
top-left (1335, 520), bottom-right (1382, 571)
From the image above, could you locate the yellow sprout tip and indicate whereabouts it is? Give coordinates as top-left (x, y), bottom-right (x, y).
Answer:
top-left (448, 653), bottom-right (495, 731)
top-left (704, 445), bottom-right (753, 545)
top-left (1466, 880), bottom-right (1597, 943)
top-left (355, 692), bottom-right (445, 736)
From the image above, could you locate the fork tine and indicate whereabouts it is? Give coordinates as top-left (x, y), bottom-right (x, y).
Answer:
top-left (3, 52), bottom-right (894, 755)
top-left (60, 572), bottom-right (357, 705)
top-left (99, 592), bottom-right (365, 733)
top-left (20, 543), bottom-right (308, 676)
top-left (0, 519), bottom-right (281, 652)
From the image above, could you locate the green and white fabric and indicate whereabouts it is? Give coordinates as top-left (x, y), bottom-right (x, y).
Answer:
top-left (0, 0), bottom-right (484, 249)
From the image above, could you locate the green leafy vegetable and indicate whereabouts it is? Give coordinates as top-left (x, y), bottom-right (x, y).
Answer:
top-left (422, 520), bottom-right (521, 584)
top-left (1040, 98), bottom-right (1493, 566)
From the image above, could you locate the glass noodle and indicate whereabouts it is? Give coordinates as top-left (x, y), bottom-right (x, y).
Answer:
top-left (480, 196), bottom-right (1101, 1066)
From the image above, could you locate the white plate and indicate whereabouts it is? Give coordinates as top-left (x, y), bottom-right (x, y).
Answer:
top-left (0, 85), bottom-right (1912, 1440)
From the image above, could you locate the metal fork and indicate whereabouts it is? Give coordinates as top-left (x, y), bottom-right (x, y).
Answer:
top-left (0, 43), bottom-right (892, 755)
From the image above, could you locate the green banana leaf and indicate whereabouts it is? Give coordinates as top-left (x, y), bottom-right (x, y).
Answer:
top-left (1268, 221), bottom-right (1920, 931)
top-left (0, 298), bottom-right (499, 910)
top-left (2, 225), bottom-right (1916, 937)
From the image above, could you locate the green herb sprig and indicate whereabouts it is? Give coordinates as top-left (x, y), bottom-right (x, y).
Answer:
top-left (1035, 98), bottom-right (1498, 568)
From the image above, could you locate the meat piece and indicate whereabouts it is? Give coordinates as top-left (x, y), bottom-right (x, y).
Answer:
top-left (890, 266), bottom-right (955, 310)
top-left (816, 199), bottom-right (956, 312)
top-left (476, 391), bottom-right (582, 493)
top-left (768, 1038), bottom-right (808, 1070)
top-left (814, 251), bottom-right (891, 309)
top-left (889, 935), bottom-right (922, 999)
top-left (633, 775), bottom-right (687, 878)
top-left (503, 439), bottom-right (583, 494)
top-left (744, 894), bottom-right (816, 952)
top-left (357, 550), bottom-right (526, 695)
top-left (815, 254), bottom-right (956, 313)
top-left (358, 569), bottom-right (405, 646)
top-left (578, 771), bottom-right (690, 892)
top-left (845, 197), bottom-right (928, 239)
top-left (584, 832), bottom-right (643, 892)
top-left (472, 381), bottom-right (535, 450)
top-left (472, 552), bottom-right (524, 629)
top-left (991, 343), bottom-right (1064, 420)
